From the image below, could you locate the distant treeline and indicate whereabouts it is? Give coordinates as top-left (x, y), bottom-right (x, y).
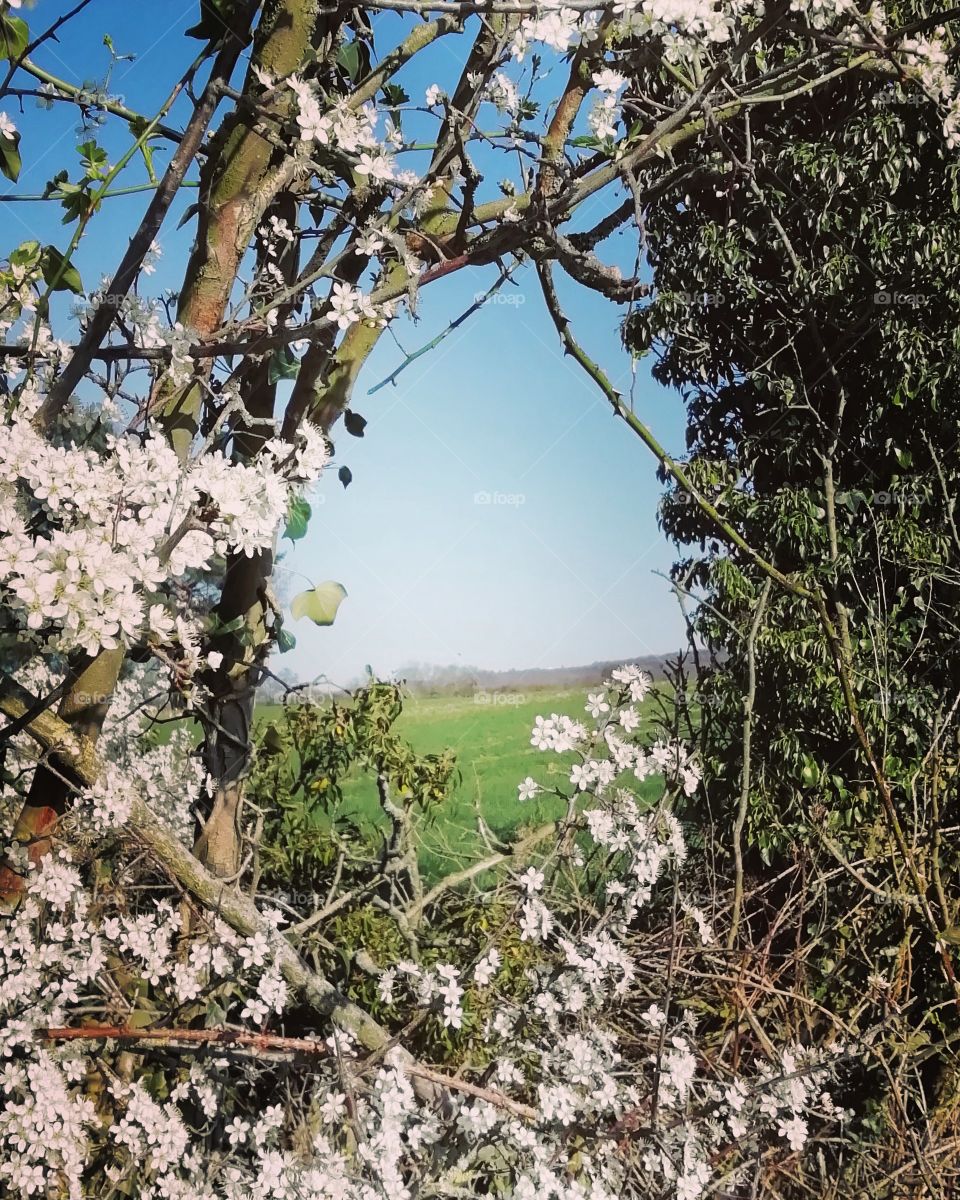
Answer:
top-left (390, 656), bottom-right (675, 697)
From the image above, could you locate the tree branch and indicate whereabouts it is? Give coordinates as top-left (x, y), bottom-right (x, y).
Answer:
top-left (33, 7), bottom-right (257, 431)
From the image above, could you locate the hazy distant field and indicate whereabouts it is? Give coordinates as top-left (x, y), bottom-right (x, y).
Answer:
top-left (260, 685), bottom-right (665, 879)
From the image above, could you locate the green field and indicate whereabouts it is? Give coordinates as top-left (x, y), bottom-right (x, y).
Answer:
top-left (260, 686), bottom-right (665, 880)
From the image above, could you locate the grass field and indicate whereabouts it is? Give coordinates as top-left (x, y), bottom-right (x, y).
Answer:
top-left (258, 686), bottom-right (665, 880)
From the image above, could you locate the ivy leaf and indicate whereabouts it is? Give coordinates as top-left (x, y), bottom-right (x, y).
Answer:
top-left (0, 131), bottom-right (21, 183)
top-left (800, 758), bottom-right (820, 788)
top-left (343, 409), bottom-right (367, 438)
top-left (207, 612), bottom-right (245, 637)
top-left (59, 183), bottom-right (91, 225)
top-left (291, 581), bottom-right (347, 626)
top-left (0, 15), bottom-right (29, 62)
top-left (204, 998), bottom-right (227, 1028)
top-left (276, 626), bottom-right (297, 654)
top-left (268, 346), bottom-right (300, 384)
top-left (40, 246), bottom-right (83, 294)
top-left (42, 168), bottom-right (69, 198)
top-left (284, 496), bottom-right (311, 542)
top-left (338, 465), bottom-right (352, 488)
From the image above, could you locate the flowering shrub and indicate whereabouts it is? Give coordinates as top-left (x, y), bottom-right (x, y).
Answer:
top-left (0, 412), bottom-right (325, 659)
top-left (1, 1), bottom-right (958, 1196)
top-left (1, 667), bottom-right (853, 1199)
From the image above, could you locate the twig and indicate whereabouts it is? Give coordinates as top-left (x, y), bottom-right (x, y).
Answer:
top-left (728, 578), bottom-right (771, 948)
top-left (368, 268), bottom-right (515, 395)
top-left (39, 1025), bottom-right (538, 1120)
top-left (33, 7), bottom-right (257, 430)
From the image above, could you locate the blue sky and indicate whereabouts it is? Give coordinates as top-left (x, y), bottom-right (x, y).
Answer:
top-left (4, 1), bottom-right (690, 684)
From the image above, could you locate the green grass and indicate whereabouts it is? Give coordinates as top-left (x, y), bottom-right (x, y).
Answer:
top-left (181, 685), bottom-right (665, 882)
top-left (267, 686), bottom-right (665, 880)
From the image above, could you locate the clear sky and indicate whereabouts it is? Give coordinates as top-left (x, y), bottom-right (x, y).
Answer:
top-left (4, 1), bottom-right (690, 684)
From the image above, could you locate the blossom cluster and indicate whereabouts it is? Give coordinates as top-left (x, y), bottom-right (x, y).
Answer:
top-left (0, 405), bottom-right (327, 658)
top-left (0, 2), bottom-right (921, 1189)
top-left (287, 76), bottom-right (413, 194)
top-left (525, 664), bottom-right (700, 801)
top-left (0, 850), bottom-right (292, 1197)
top-left (507, 0), bottom-right (882, 71)
top-left (0, 664), bottom-right (856, 1199)
top-left (896, 31), bottom-right (960, 150)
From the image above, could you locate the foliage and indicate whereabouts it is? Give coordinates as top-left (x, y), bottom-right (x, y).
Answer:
top-left (3, 0), bottom-right (960, 1196)
top-left (249, 681), bottom-right (456, 904)
top-left (622, 0), bottom-right (960, 1180)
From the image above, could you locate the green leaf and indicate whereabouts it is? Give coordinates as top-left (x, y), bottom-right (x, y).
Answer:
top-left (60, 189), bottom-right (91, 224)
top-left (284, 496), bottom-right (311, 542)
top-left (207, 612), bottom-right (244, 636)
top-left (139, 139), bottom-right (158, 184)
top-left (9, 239), bottom-right (40, 268)
top-left (277, 626), bottom-right (297, 653)
top-left (800, 757), bottom-right (820, 788)
top-left (0, 15), bottom-right (29, 62)
top-left (42, 169), bottom-right (69, 198)
top-left (337, 39), bottom-right (361, 82)
top-left (343, 409), bottom-right (367, 438)
top-left (177, 202), bottom-right (200, 230)
top-left (291, 581), bottom-right (347, 626)
top-left (381, 83), bottom-right (407, 133)
top-left (0, 131), bottom-right (21, 183)
top-left (382, 83), bottom-right (408, 108)
top-left (78, 139), bottom-right (109, 180)
top-left (204, 998), bottom-right (227, 1028)
top-left (41, 246), bottom-right (83, 294)
top-left (261, 723), bottom-right (287, 755)
top-left (338, 465), bottom-right (352, 488)
top-left (268, 346), bottom-right (300, 384)
top-left (186, 0), bottom-right (246, 39)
